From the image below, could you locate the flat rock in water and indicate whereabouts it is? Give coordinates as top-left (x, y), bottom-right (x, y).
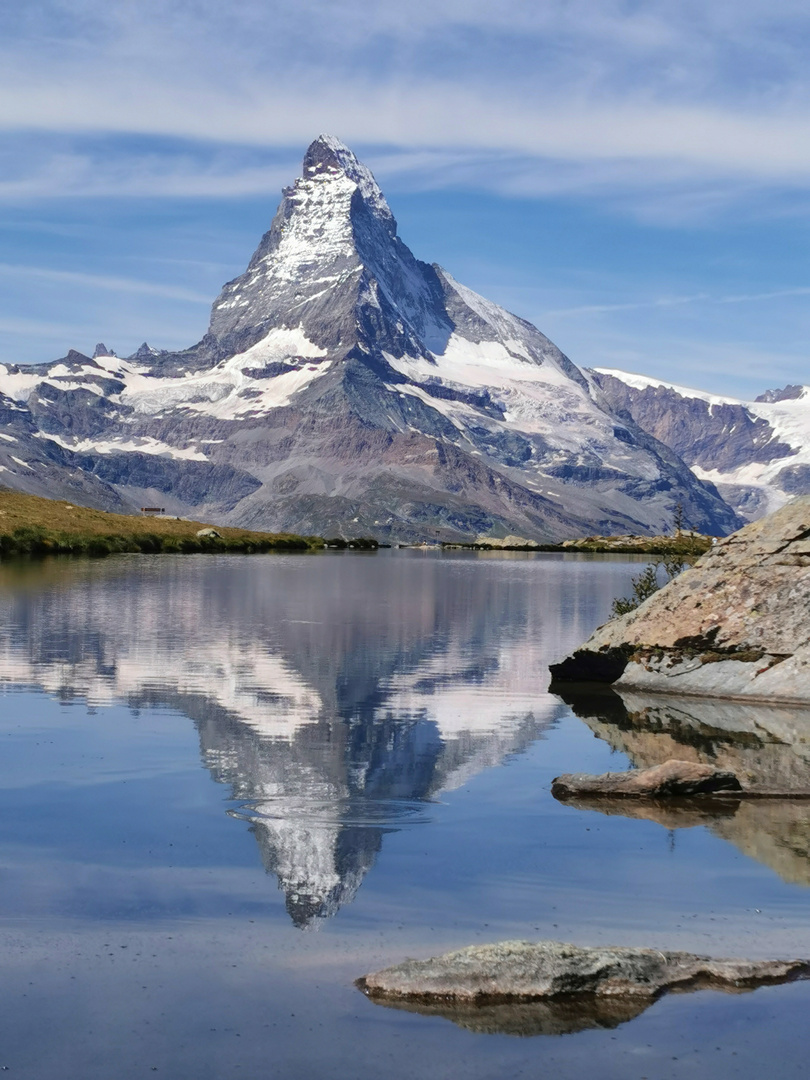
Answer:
top-left (551, 759), bottom-right (742, 799)
top-left (359, 940), bottom-right (809, 1005)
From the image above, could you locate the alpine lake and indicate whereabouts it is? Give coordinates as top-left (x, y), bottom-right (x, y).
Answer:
top-left (1, 548), bottom-right (809, 1079)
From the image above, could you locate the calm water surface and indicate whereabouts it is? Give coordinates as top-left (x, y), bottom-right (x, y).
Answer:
top-left (0, 550), bottom-right (809, 1078)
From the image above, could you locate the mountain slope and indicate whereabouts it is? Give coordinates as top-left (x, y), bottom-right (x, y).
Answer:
top-left (591, 369), bottom-right (810, 521)
top-left (0, 137), bottom-right (740, 541)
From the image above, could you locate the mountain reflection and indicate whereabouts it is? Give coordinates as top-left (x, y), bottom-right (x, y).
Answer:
top-left (558, 687), bottom-right (810, 886)
top-left (0, 553), bottom-right (579, 926)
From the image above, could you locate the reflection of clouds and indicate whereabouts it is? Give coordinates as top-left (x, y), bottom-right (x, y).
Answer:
top-left (0, 552), bottom-right (625, 733)
top-left (381, 636), bottom-right (557, 738)
top-left (563, 688), bottom-right (810, 887)
top-left (0, 561), bottom-right (328, 734)
top-left (0, 639), bottom-right (322, 738)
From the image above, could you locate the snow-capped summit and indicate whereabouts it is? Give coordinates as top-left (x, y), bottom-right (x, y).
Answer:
top-left (302, 134), bottom-right (394, 225)
top-left (0, 137), bottom-right (741, 541)
top-left (206, 133), bottom-right (450, 364)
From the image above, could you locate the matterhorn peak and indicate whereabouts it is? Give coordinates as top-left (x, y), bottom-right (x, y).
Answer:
top-left (301, 134), bottom-right (392, 224)
top-left (206, 135), bottom-right (424, 355)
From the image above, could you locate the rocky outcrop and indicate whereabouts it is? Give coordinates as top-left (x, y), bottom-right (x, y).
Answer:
top-left (551, 759), bottom-right (742, 799)
top-left (550, 496), bottom-right (810, 703)
top-left (359, 940), bottom-right (809, 1009)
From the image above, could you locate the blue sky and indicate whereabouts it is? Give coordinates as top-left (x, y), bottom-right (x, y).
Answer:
top-left (2, 0), bottom-right (809, 397)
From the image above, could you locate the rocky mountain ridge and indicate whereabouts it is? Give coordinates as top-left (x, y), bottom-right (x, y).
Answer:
top-left (0, 136), bottom-right (740, 542)
top-left (591, 369), bottom-right (810, 522)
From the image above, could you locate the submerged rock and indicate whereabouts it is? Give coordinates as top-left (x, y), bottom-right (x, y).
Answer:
top-left (549, 496), bottom-right (810, 703)
top-left (551, 759), bottom-right (742, 799)
top-left (359, 940), bottom-right (809, 1007)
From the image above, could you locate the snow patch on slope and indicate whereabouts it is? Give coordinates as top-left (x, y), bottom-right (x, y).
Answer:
top-left (259, 174), bottom-right (358, 287)
top-left (119, 327), bottom-right (328, 418)
top-left (594, 367), bottom-right (746, 407)
top-left (36, 432), bottom-right (210, 461)
top-left (0, 366), bottom-right (45, 401)
top-left (387, 334), bottom-right (611, 451)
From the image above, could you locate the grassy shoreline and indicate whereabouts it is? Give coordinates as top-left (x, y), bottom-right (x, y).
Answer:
top-left (0, 488), bottom-right (716, 561)
top-left (0, 490), bottom-right (323, 559)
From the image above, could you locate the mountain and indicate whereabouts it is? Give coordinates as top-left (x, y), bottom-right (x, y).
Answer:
top-left (0, 136), bottom-right (740, 541)
top-left (591, 369), bottom-right (810, 521)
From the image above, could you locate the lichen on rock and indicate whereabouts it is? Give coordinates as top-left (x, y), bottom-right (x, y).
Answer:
top-left (551, 759), bottom-right (742, 800)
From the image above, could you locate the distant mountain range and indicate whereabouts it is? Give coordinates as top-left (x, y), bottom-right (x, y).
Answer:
top-left (2, 134), bottom-right (802, 540)
top-left (591, 370), bottom-right (810, 522)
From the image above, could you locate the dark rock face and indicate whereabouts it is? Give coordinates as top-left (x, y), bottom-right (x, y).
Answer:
top-left (591, 371), bottom-right (794, 474)
top-left (549, 645), bottom-right (633, 684)
top-left (776, 463), bottom-right (810, 496)
top-left (0, 137), bottom-right (742, 541)
top-left (359, 940), bottom-right (809, 1010)
top-left (551, 759), bottom-right (742, 799)
top-left (756, 385), bottom-right (804, 403)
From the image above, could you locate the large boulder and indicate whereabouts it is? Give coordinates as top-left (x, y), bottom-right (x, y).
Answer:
top-left (550, 496), bottom-right (810, 702)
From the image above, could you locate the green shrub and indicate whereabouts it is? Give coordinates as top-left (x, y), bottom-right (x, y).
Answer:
top-left (611, 565), bottom-right (661, 616)
top-left (9, 525), bottom-right (53, 557)
top-left (610, 550), bottom-right (697, 618)
top-left (86, 538), bottom-right (112, 558)
top-left (135, 534), bottom-right (163, 554)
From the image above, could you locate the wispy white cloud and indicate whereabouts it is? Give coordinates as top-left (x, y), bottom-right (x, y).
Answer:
top-left (0, 144), bottom-right (297, 202)
top-left (541, 285), bottom-right (810, 319)
top-left (2, 0), bottom-right (810, 213)
top-left (2, 0), bottom-right (809, 392)
top-left (0, 263), bottom-right (210, 303)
